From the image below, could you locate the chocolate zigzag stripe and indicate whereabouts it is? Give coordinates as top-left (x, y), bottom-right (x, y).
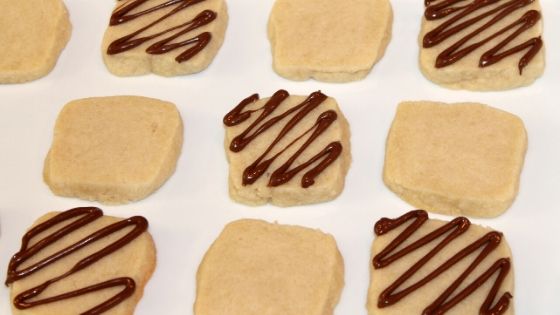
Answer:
top-left (373, 210), bottom-right (512, 315)
top-left (5, 207), bottom-right (148, 315)
top-left (107, 0), bottom-right (216, 63)
top-left (224, 90), bottom-right (342, 188)
top-left (423, 0), bottom-right (543, 74)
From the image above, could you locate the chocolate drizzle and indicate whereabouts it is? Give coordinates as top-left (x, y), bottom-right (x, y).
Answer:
top-left (5, 207), bottom-right (149, 314)
top-left (373, 210), bottom-right (512, 315)
top-left (107, 0), bottom-right (217, 63)
top-left (423, 0), bottom-right (543, 74)
top-left (223, 90), bottom-right (343, 188)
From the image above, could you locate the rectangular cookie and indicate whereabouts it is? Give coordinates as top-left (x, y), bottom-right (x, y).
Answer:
top-left (367, 210), bottom-right (514, 315)
top-left (6, 207), bottom-right (156, 315)
top-left (195, 219), bottom-right (344, 315)
top-left (102, 0), bottom-right (228, 76)
top-left (383, 101), bottom-right (527, 217)
top-left (419, 0), bottom-right (544, 90)
top-left (44, 96), bottom-right (183, 204)
top-left (0, 0), bottom-right (71, 83)
top-left (223, 90), bottom-right (351, 206)
top-left (268, 0), bottom-right (392, 82)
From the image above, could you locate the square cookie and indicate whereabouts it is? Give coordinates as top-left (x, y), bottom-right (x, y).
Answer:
top-left (383, 101), bottom-right (527, 217)
top-left (367, 210), bottom-right (514, 315)
top-left (102, 0), bottom-right (228, 76)
top-left (6, 207), bottom-right (156, 315)
top-left (419, 0), bottom-right (544, 90)
top-left (268, 0), bottom-right (392, 82)
top-left (0, 0), bottom-right (71, 83)
top-left (44, 96), bottom-right (183, 204)
top-left (194, 219), bottom-right (344, 315)
top-left (223, 90), bottom-right (351, 206)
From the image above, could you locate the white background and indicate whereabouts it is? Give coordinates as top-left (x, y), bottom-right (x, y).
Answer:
top-left (1, 1), bottom-right (559, 314)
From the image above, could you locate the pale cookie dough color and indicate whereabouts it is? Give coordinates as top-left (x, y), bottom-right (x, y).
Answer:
top-left (102, 0), bottom-right (228, 76)
top-left (6, 207), bottom-right (156, 315)
top-left (367, 210), bottom-right (514, 315)
top-left (44, 96), bottom-right (183, 204)
top-left (223, 90), bottom-right (351, 206)
top-left (419, 0), bottom-right (544, 90)
top-left (268, 0), bottom-right (392, 82)
top-left (194, 219), bottom-right (344, 315)
top-left (0, 0), bottom-right (71, 83)
top-left (383, 101), bottom-right (527, 217)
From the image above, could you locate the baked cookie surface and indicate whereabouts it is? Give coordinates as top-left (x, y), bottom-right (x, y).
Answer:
top-left (44, 96), bottom-right (183, 204)
top-left (383, 101), bottom-right (527, 217)
top-left (0, 0), bottom-right (71, 83)
top-left (268, 0), bottom-right (392, 82)
top-left (6, 207), bottom-right (156, 315)
top-left (223, 90), bottom-right (351, 206)
top-left (367, 210), bottom-right (514, 315)
top-left (194, 219), bottom-right (344, 315)
top-left (419, 0), bottom-right (544, 90)
top-left (102, 0), bottom-right (228, 76)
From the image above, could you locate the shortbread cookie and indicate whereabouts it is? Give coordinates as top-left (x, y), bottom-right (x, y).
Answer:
top-left (419, 0), bottom-right (544, 90)
top-left (0, 0), bottom-right (71, 83)
top-left (6, 207), bottom-right (156, 315)
top-left (102, 0), bottom-right (228, 76)
top-left (195, 219), bottom-right (344, 315)
top-left (44, 96), bottom-right (183, 204)
top-left (383, 101), bottom-right (527, 217)
top-left (268, 0), bottom-right (392, 82)
top-left (223, 90), bottom-right (351, 206)
top-left (367, 210), bottom-right (514, 315)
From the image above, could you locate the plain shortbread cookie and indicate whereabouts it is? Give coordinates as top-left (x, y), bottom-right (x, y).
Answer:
top-left (6, 207), bottom-right (156, 315)
top-left (194, 219), bottom-right (344, 315)
top-left (223, 90), bottom-right (351, 206)
top-left (367, 210), bottom-right (514, 315)
top-left (419, 0), bottom-right (544, 90)
top-left (383, 101), bottom-right (527, 217)
top-left (44, 96), bottom-right (183, 204)
top-left (268, 0), bottom-right (392, 82)
top-left (102, 0), bottom-right (228, 77)
top-left (0, 0), bottom-right (71, 83)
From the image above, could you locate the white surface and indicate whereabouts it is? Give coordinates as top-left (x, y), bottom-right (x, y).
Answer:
top-left (1, 1), bottom-right (559, 314)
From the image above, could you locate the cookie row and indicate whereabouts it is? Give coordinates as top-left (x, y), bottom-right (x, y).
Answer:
top-left (43, 91), bottom-right (526, 218)
top-left (5, 207), bottom-right (514, 315)
top-left (0, 0), bottom-right (545, 90)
